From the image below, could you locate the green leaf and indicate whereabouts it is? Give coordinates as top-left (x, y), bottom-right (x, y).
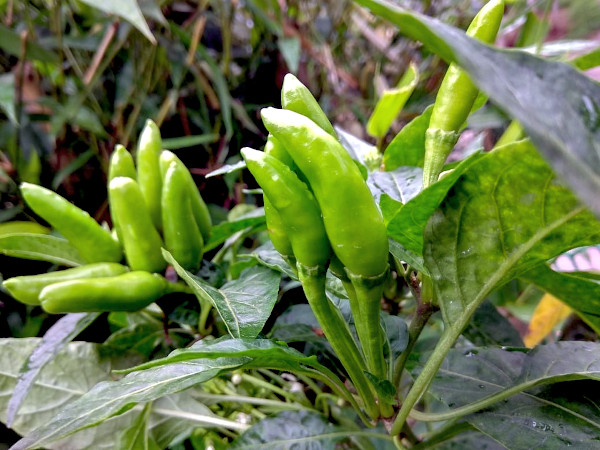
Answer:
top-left (162, 134), bottom-right (220, 149)
top-left (355, 0), bottom-right (600, 217)
top-left (367, 166), bottom-right (422, 204)
top-left (521, 264), bottom-right (600, 335)
top-left (204, 210), bottom-right (266, 252)
top-left (367, 63), bottom-right (419, 138)
top-left (427, 343), bottom-right (600, 449)
top-left (0, 221), bottom-right (49, 236)
top-left (0, 73), bottom-right (17, 124)
top-left (0, 233), bottom-right (86, 266)
top-left (0, 24), bottom-right (59, 63)
top-left (79, 0), bottom-right (156, 44)
top-left (382, 314), bottom-right (409, 362)
top-left (0, 338), bottom-right (114, 446)
top-left (383, 105), bottom-right (433, 170)
top-left (387, 151), bottom-right (483, 256)
top-left (425, 140), bottom-right (600, 327)
top-left (247, 241), bottom-right (298, 280)
top-left (165, 250), bottom-right (280, 339)
top-left (231, 410), bottom-right (344, 449)
top-left (6, 313), bottom-right (100, 426)
top-left (336, 127), bottom-right (381, 172)
top-left (278, 37), bottom-right (301, 74)
top-left (11, 355), bottom-right (248, 450)
top-left (120, 337), bottom-right (319, 373)
top-left (463, 300), bottom-right (524, 347)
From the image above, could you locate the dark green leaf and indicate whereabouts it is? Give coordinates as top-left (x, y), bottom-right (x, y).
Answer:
top-left (521, 264), bottom-right (600, 335)
top-left (162, 134), bottom-right (220, 149)
top-left (0, 233), bottom-right (86, 266)
top-left (247, 241), bottom-right (297, 280)
top-left (425, 141), bottom-right (600, 326)
top-left (356, 0), bottom-right (600, 216)
top-left (387, 151), bottom-right (483, 256)
top-left (382, 314), bottom-right (409, 361)
top-left (11, 356), bottom-right (249, 450)
top-left (388, 239), bottom-right (428, 275)
top-left (367, 166), bottom-right (422, 204)
top-left (0, 73), bottom-right (17, 124)
top-left (6, 313), bottom-right (100, 426)
top-left (336, 127), bottom-right (381, 172)
top-left (204, 211), bottom-right (266, 252)
top-left (0, 24), bottom-right (59, 63)
top-left (230, 410), bottom-right (344, 449)
top-left (164, 250), bottom-right (280, 339)
top-left (383, 105), bottom-right (433, 170)
top-left (463, 300), bottom-right (523, 347)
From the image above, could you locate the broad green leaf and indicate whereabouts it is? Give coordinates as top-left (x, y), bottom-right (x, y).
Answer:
top-left (0, 233), bottom-right (86, 266)
top-left (367, 63), bottom-right (419, 138)
top-left (521, 264), bottom-right (600, 335)
top-left (367, 166), bottom-right (422, 204)
top-left (79, 0), bottom-right (156, 43)
top-left (0, 339), bottom-right (114, 444)
top-left (11, 356), bottom-right (248, 450)
top-left (120, 337), bottom-right (319, 373)
top-left (117, 403), bottom-right (158, 450)
top-left (387, 151), bottom-right (483, 256)
top-left (0, 221), bottom-right (49, 236)
top-left (246, 241), bottom-right (297, 280)
top-left (230, 410), bottom-right (344, 449)
top-left (388, 239), bottom-right (427, 275)
top-left (462, 300), bottom-right (524, 347)
top-left (6, 313), bottom-right (100, 426)
top-left (165, 250), bottom-right (280, 339)
top-left (383, 105), bottom-right (433, 170)
top-left (204, 209), bottom-right (266, 252)
top-left (425, 141), bottom-right (600, 326)
top-left (426, 343), bottom-right (600, 449)
top-left (355, 0), bottom-right (600, 216)
top-left (0, 73), bottom-right (17, 124)
top-left (336, 127), bottom-right (381, 172)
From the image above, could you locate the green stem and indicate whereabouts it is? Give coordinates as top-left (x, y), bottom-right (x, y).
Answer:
top-left (392, 301), bottom-right (436, 387)
top-left (297, 263), bottom-right (379, 420)
top-left (390, 324), bottom-right (459, 436)
top-left (240, 373), bottom-right (310, 407)
top-left (197, 298), bottom-right (212, 335)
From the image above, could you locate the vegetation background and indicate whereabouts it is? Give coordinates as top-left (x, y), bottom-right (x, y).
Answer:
top-left (1, 0), bottom-right (600, 447)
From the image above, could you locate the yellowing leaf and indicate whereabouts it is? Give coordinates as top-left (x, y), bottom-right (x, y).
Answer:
top-left (523, 293), bottom-right (572, 348)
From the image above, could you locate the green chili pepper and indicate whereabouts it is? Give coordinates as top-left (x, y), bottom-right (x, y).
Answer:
top-left (242, 147), bottom-right (379, 419)
top-left (2, 263), bottom-right (129, 305)
top-left (20, 183), bottom-right (123, 264)
top-left (162, 162), bottom-right (204, 271)
top-left (159, 151), bottom-right (212, 243)
top-left (262, 134), bottom-right (296, 259)
top-left (108, 144), bottom-right (137, 182)
top-left (109, 177), bottom-right (166, 273)
top-left (423, 0), bottom-right (504, 188)
top-left (39, 271), bottom-right (181, 313)
top-left (281, 74), bottom-right (337, 137)
top-left (261, 108), bottom-right (388, 278)
top-left (136, 119), bottom-right (163, 229)
top-left (241, 148), bottom-right (329, 267)
top-left (261, 107), bottom-right (390, 386)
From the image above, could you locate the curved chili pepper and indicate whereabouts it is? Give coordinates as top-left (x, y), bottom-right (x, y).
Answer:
top-left (136, 120), bottom-right (163, 229)
top-left (40, 271), bottom-right (185, 313)
top-left (281, 74), bottom-right (337, 137)
top-left (159, 150), bottom-right (212, 244)
top-left (423, 0), bottom-right (504, 187)
top-left (3, 263), bottom-right (129, 305)
top-left (108, 177), bottom-right (166, 273)
top-left (162, 161), bottom-right (204, 271)
top-left (20, 183), bottom-right (123, 264)
top-left (108, 144), bottom-right (136, 182)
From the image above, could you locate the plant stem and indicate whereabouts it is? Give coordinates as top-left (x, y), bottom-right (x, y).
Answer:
top-left (298, 263), bottom-right (380, 420)
top-left (393, 301), bottom-right (436, 387)
top-left (240, 373), bottom-right (310, 407)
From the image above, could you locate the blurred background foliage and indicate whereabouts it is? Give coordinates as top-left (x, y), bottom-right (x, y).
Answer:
top-left (1, 0), bottom-right (599, 334)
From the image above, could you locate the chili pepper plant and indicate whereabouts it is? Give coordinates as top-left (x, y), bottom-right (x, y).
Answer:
top-left (1, 0), bottom-right (600, 449)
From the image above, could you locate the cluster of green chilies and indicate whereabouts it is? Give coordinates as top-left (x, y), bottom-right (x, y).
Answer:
top-left (3, 120), bottom-right (211, 313)
top-left (242, 74), bottom-right (391, 420)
